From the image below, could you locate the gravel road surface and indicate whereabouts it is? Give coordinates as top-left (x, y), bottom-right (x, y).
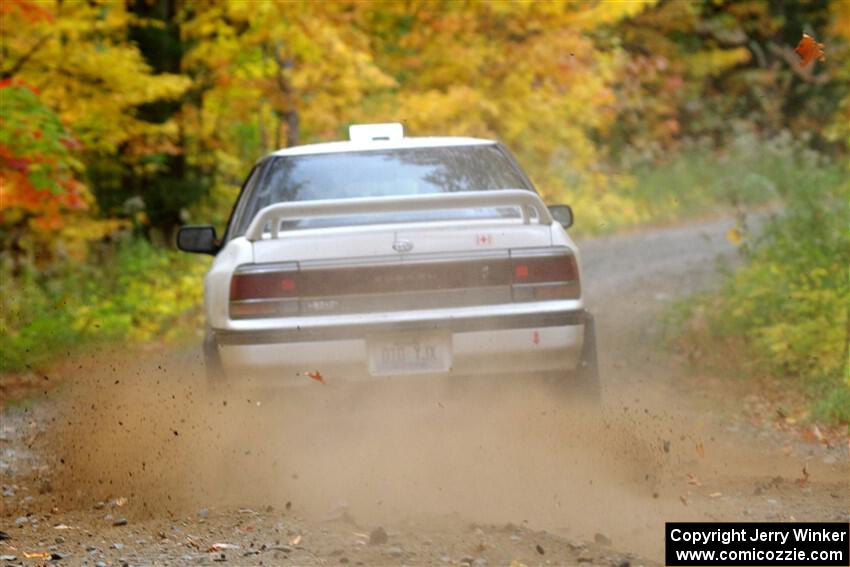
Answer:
top-left (2, 215), bottom-right (847, 566)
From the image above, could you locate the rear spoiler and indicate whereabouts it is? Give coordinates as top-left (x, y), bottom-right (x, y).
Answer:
top-left (244, 189), bottom-right (554, 241)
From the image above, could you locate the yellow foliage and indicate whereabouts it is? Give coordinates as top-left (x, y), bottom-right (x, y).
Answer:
top-left (2, 1), bottom-right (190, 156)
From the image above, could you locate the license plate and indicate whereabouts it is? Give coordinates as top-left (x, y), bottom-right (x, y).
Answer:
top-left (367, 331), bottom-right (452, 376)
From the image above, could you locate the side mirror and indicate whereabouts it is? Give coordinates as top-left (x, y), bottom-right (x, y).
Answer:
top-left (548, 205), bottom-right (574, 229)
top-left (177, 225), bottom-right (220, 255)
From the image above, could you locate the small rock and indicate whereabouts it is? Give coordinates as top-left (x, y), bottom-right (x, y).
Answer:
top-left (14, 516), bottom-right (28, 525)
top-left (369, 527), bottom-right (388, 545)
top-left (0, 555), bottom-right (17, 562)
top-left (111, 543), bottom-right (124, 550)
top-left (197, 508), bottom-right (209, 519)
top-left (578, 555), bottom-right (593, 563)
top-left (113, 518), bottom-right (129, 526)
top-left (616, 560), bottom-right (631, 567)
top-left (2, 487), bottom-right (15, 498)
top-left (595, 532), bottom-right (612, 546)
top-left (509, 534), bottom-right (522, 542)
top-left (96, 561), bottom-right (107, 567)
top-left (386, 546), bottom-right (403, 557)
top-left (536, 544), bottom-right (545, 555)
top-left (472, 559), bottom-right (488, 567)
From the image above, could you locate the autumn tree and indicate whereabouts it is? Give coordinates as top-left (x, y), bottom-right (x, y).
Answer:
top-left (1, 0), bottom-right (190, 245)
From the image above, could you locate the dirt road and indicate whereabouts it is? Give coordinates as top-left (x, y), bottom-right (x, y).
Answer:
top-left (2, 216), bottom-right (848, 566)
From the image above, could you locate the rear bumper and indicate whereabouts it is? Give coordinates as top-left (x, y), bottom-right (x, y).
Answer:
top-left (210, 308), bottom-right (589, 382)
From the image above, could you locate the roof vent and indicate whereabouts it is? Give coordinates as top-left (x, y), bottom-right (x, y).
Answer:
top-left (348, 123), bottom-right (404, 143)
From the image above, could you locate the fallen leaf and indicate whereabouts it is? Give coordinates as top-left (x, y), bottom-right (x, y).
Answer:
top-left (679, 495), bottom-right (689, 506)
top-left (207, 543), bottom-right (240, 552)
top-left (23, 552), bottom-right (51, 559)
top-left (306, 370), bottom-right (324, 384)
top-left (696, 441), bottom-right (705, 458)
top-left (725, 227), bottom-right (743, 245)
top-left (53, 524), bottom-right (74, 530)
top-left (290, 534), bottom-right (302, 546)
top-left (794, 33), bottom-right (826, 68)
top-left (687, 473), bottom-right (702, 487)
top-left (709, 492), bottom-right (723, 498)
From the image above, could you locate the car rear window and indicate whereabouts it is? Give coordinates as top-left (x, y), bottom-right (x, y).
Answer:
top-left (230, 144), bottom-right (534, 236)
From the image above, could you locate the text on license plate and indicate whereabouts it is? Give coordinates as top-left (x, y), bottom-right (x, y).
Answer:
top-left (367, 331), bottom-right (452, 376)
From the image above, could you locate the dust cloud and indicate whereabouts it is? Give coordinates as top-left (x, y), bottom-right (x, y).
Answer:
top-left (48, 347), bottom-right (712, 558)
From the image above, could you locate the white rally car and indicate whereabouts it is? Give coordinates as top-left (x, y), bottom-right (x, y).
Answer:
top-left (178, 124), bottom-right (599, 396)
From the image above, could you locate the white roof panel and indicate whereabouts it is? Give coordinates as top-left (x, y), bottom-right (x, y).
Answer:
top-left (268, 136), bottom-right (495, 157)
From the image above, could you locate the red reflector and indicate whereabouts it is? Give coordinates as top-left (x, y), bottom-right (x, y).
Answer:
top-left (230, 271), bottom-right (298, 300)
top-left (515, 264), bottom-right (529, 279)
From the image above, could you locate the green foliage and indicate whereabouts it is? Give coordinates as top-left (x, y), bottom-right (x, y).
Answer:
top-left (0, 239), bottom-right (208, 373)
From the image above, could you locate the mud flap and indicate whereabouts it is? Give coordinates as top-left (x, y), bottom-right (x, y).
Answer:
top-left (204, 329), bottom-right (227, 387)
top-left (576, 310), bottom-right (601, 402)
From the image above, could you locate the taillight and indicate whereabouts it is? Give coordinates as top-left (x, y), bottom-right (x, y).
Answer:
top-left (229, 264), bottom-right (299, 319)
top-left (511, 252), bottom-right (580, 301)
top-left (230, 272), bottom-right (298, 300)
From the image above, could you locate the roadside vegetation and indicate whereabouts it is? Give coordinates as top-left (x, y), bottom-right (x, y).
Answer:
top-left (1, 1), bottom-right (847, 417)
top-left (671, 143), bottom-right (849, 424)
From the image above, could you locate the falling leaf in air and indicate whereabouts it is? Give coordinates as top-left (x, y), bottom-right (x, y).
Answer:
top-left (794, 33), bottom-right (826, 68)
top-left (696, 440), bottom-right (705, 458)
top-left (305, 370), bottom-right (324, 384)
top-left (798, 464), bottom-right (810, 486)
